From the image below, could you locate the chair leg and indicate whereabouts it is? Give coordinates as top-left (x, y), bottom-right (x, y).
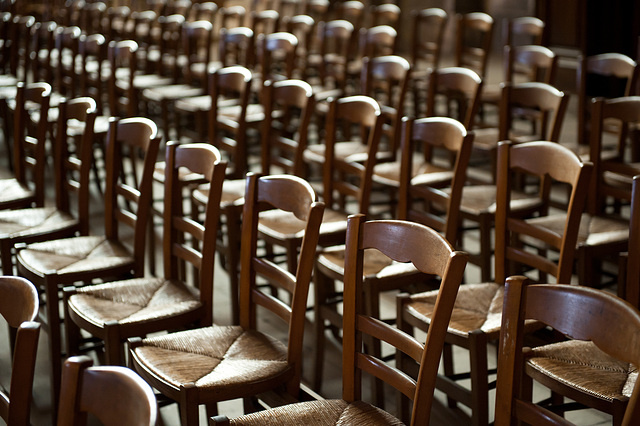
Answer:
top-left (479, 214), bottom-right (493, 282)
top-left (0, 238), bottom-right (14, 275)
top-left (442, 342), bottom-right (457, 409)
top-left (63, 288), bottom-right (81, 359)
top-left (313, 268), bottom-right (332, 392)
top-left (364, 282), bottom-right (385, 409)
top-left (104, 322), bottom-right (125, 366)
top-left (224, 207), bottom-right (242, 325)
top-left (179, 385), bottom-right (200, 426)
top-left (469, 331), bottom-right (489, 426)
top-left (44, 277), bottom-right (63, 422)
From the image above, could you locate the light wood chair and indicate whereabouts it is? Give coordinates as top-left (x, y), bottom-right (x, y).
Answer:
top-left (0, 276), bottom-right (40, 426)
top-left (210, 215), bottom-right (468, 426)
top-left (0, 97), bottom-right (97, 275)
top-left (495, 278), bottom-right (640, 426)
top-left (397, 141), bottom-right (593, 426)
top-left (64, 142), bottom-right (226, 365)
top-left (57, 356), bottom-right (157, 426)
top-left (129, 173), bottom-right (325, 425)
top-left (15, 117), bottom-right (161, 419)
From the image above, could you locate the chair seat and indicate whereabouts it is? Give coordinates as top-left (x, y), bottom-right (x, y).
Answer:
top-left (404, 282), bottom-right (503, 338)
top-left (132, 74), bottom-right (174, 89)
top-left (258, 208), bottom-right (347, 241)
top-left (480, 82), bottom-right (501, 104)
top-left (220, 103), bottom-right (265, 124)
top-left (372, 155), bottom-right (453, 188)
top-left (0, 178), bottom-right (34, 206)
top-left (131, 326), bottom-right (291, 398)
top-left (224, 399), bottom-right (403, 425)
top-left (17, 235), bottom-right (134, 276)
top-left (193, 178), bottom-right (246, 207)
top-left (0, 74), bottom-right (17, 87)
top-left (153, 162), bottom-right (206, 184)
top-left (527, 340), bottom-right (637, 402)
top-left (68, 277), bottom-right (200, 326)
top-left (454, 185), bottom-right (541, 216)
top-left (0, 207), bottom-right (77, 239)
top-left (142, 84), bottom-right (205, 102)
top-left (304, 141), bottom-right (390, 165)
top-left (526, 213), bottom-right (629, 247)
top-left (174, 95), bottom-right (239, 113)
top-left (317, 244), bottom-right (420, 278)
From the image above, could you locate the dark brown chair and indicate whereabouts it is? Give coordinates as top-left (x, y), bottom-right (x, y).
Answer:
top-left (494, 278), bottom-right (640, 426)
top-left (397, 141), bottom-right (593, 426)
top-left (15, 117), bottom-right (160, 419)
top-left (503, 16), bottom-right (545, 47)
top-left (129, 174), bottom-right (325, 425)
top-left (573, 96), bottom-right (640, 288)
top-left (210, 215), bottom-right (468, 426)
top-left (0, 97), bottom-right (97, 275)
top-left (620, 175), bottom-right (640, 308)
top-left (57, 356), bottom-right (157, 426)
top-left (455, 12), bottom-right (494, 80)
top-left (577, 53), bottom-right (638, 147)
top-left (0, 82), bottom-right (50, 211)
top-left (64, 142), bottom-right (226, 366)
top-left (0, 276), bottom-right (40, 426)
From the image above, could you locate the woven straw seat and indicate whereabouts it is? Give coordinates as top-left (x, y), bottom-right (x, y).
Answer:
top-left (527, 340), bottom-right (637, 403)
top-left (18, 235), bottom-right (134, 275)
top-left (372, 155), bottom-right (453, 188)
top-left (0, 178), bottom-right (33, 206)
top-left (0, 207), bottom-right (76, 239)
top-left (68, 277), bottom-right (201, 326)
top-left (142, 84), bottom-right (204, 102)
top-left (223, 400), bottom-right (403, 425)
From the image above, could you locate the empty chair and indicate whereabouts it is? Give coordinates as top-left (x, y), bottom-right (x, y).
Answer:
top-left (397, 141), bottom-right (592, 426)
top-left (212, 215), bottom-right (467, 426)
top-left (15, 118), bottom-right (160, 417)
top-left (129, 174), bottom-right (324, 425)
top-left (621, 176), bottom-right (640, 308)
top-left (0, 97), bottom-right (97, 275)
top-left (64, 142), bottom-right (226, 366)
top-left (455, 12), bottom-right (494, 80)
top-left (0, 276), bottom-right (40, 426)
top-left (57, 356), bottom-right (157, 426)
top-left (503, 16), bottom-right (545, 47)
top-left (494, 277), bottom-right (640, 426)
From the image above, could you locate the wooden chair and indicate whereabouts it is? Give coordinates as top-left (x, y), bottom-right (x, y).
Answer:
top-left (494, 278), bottom-right (640, 426)
top-left (373, 66), bottom-right (482, 197)
top-left (503, 16), bottom-right (545, 47)
top-left (29, 21), bottom-right (58, 87)
top-left (397, 141), bottom-right (593, 426)
top-left (0, 97), bottom-right (97, 275)
top-left (57, 356), bottom-right (157, 426)
top-left (15, 117), bottom-right (161, 419)
top-left (0, 276), bottom-right (40, 426)
top-left (281, 14), bottom-right (315, 74)
top-left (620, 175), bottom-right (640, 308)
top-left (346, 24), bottom-right (397, 86)
top-left (455, 12), bottom-right (494, 80)
top-left (54, 25), bottom-right (82, 98)
top-left (463, 82), bottom-right (569, 280)
top-left (78, 34), bottom-right (108, 115)
top-left (409, 7), bottom-right (448, 117)
top-left (577, 53), bottom-right (638, 147)
top-left (129, 173), bottom-right (325, 425)
top-left (573, 96), bottom-right (640, 288)
top-left (253, 31), bottom-right (299, 90)
top-left (313, 117), bottom-right (472, 397)
top-left (370, 3), bottom-right (400, 29)
top-left (210, 215), bottom-right (468, 426)
top-left (0, 82), bottom-right (50, 211)
top-left (64, 142), bottom-right (226, 366)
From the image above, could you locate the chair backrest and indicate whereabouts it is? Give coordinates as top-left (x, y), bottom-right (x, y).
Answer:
top-left (107, 39), bottom-right (138, 117)
top-left (355, 24), bottom-right (396, 60)
top-left (426, 66), bottom-right (483, 129)
top-left (79, 33), bottom-right (108, 114)
top-left (317, 19), bottom-right (353, 91)
top-left (411, 7), bottom-right (448, 72)
top-left (503, 16), bottom-right (544, 47)
top-left (163, 142), bottom-right (226, 326)
top-left (218, 27), bottom-right (255, 69)
top-left (54, 97), bottom-right (98, 236)
top-left (577, 53), bottom-right (638, 146)
top-left (503, 44), bottom-right (557, 86)
top-left (397, 117), bottom-right (474, 245)
top-left (455, 12), bottom-right (494, 79)
top-left (342, 215), bottom-right (468, 425)
top-left (257, 31), bottom-right (298, 82)
top-left (494, 141), bottom-right (593, 285)
top-left (587, 96), bottom-right (640, 214)
top-left (498, 82), bottom-right (569, 143)
top-left (153, 14), bottom-right (186, 79)
top-left (182, 20), bottom-right (214, 85)
top-left (239, 174), bottom-right (324, 397)
top-left (260, 79), bottom-right (315, 177)
top-left (104, 6), bottom-right (131, 43)
top-left (57, 356), bottom-right (157, 426)
top-left (54, 25), bottom-right (82, 97)
top-left (220, 5), bottom-right (246, 30)
top-left (207, 65), bottom-right (253, 178)
top-left (104, 117), bottom-right (161, 277)
top-left (12, 82), bottom-right (51, 208)
top-left (9, 15), bottom-right (36, 80)
top-left (360, 54), bottom-right (409, 151)
top-left (370, 3), bottom-right (400, 29)
top-left (29, 21), bottom-right (57, 85)
top-left (0, 276), bottom-right (39, 426)
top-left (495, 278), bottom-right (640, 426)
top-left (79, 1), bottom-right (106, 35)
top-left (322, 95), bottom-right (383, 215)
